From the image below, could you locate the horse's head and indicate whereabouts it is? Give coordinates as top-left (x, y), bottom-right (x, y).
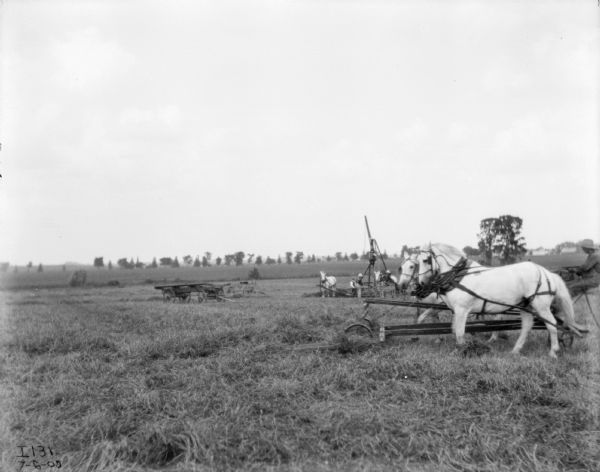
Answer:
top-left (374, 270), bottom-right (381, 282)
top-left (397, 254), bottom-right (419, 291)
top-left (319, 270), bottom-right (326, 282)
top-left (416, 244), bottom-right (438, 285)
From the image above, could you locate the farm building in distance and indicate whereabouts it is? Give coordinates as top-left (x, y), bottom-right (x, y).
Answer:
top-left (529, 247), bottom-right (550, 256)
top-left (560, 246), bottom-right (577, 254)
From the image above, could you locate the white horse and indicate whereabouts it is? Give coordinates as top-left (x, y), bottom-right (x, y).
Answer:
top-left (397, 252), bottom-right (444, 323)
top-left (398, 252), bottom-right (502, 342)
top-left (415, 243), bottom-right (587, 358)
top-left (319, 271), bottom-right (337, 298)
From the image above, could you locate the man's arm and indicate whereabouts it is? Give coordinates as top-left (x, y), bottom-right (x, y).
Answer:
top-left (579, 254), bottom-right (600, 273)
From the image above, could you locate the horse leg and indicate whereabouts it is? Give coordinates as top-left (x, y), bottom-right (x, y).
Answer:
top-left (416, 308), bottom-right (434, 323)
top-left (487, 315), bottom-right (499, 342)
top-left (453, 309), bottom-right (470, 346)
top-left (537, 308), bottom-right (560, 358)
top-left (511, 312), bottom-right (533, 355)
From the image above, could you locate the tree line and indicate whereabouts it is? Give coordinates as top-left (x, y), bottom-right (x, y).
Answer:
top-left (5, 215), bottom-right (583, 272)
top-left (92, 251), bottom-right (388, 269)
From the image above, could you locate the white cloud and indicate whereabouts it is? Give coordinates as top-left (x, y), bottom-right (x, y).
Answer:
top-left (118, 105), bottom-right (182, 129)
top-left (51, 28), bottom-right (134, 90)
top-left (394, 120), bottom-right (428, 152)
top-left (446, 122), bottom-right (475, 144)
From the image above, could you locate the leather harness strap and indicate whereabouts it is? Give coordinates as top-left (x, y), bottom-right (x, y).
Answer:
top-left (417, 254), bottom-right (568, 332)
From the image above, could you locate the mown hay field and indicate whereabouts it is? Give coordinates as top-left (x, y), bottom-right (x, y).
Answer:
top-left (1, 270), bottom-right (599, 471)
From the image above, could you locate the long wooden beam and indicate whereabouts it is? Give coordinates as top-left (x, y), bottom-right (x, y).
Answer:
top-left (363, 297), bottom-right (522, 316)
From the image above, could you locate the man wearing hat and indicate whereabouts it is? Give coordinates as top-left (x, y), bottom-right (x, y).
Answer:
top-left (350, 273), bottom-right (364, 298)
top-left (566, 239), bottom-right (600, 296)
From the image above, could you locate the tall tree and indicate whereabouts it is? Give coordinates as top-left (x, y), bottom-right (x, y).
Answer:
top-left (477, 217), bottom-right (499, 265)
top-left (234, 251), bottom-right (245, 266)
top-left (294, 251), bottom-right (304, 264)
top-left (285, 252), bottom-right (293, 264)
top-left (93, 257), bottom-right (104, 268)
top-left (494, 215), bottom-right (527, 263)
top-left (477, 215), bottom-right (527, 265)
top-left (117, 258), bottom-right (133, 269)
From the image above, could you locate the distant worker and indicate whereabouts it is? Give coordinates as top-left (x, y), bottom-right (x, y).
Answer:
top-left (565, 239), bottom-right (600, 296)
top-left (350, 273), bottom-right (364, 298)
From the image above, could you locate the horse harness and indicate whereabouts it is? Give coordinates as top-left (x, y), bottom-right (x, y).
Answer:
top-left (417, 253), bottom-right (558, 319)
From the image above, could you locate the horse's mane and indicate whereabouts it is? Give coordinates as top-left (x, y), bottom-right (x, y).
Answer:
top-left (421, 242), bottom-right (467, 266)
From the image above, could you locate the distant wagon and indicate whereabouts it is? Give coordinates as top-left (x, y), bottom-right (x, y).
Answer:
top-left (154, 280), bottom-right (259, 303)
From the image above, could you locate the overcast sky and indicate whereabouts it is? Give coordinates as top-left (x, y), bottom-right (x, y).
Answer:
top-left (1, 0), bottom-right (598, 265)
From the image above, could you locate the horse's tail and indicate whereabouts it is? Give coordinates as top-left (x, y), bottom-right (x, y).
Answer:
top-left (551, 272), bottom-right (588, 335)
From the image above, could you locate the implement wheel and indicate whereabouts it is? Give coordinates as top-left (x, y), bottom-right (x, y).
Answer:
top-left (344, 322), bottom-right (374, 338)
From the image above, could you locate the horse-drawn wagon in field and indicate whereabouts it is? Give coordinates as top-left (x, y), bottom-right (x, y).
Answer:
top-left (316, 217), bottom-right (402, 299)
top-left (154, 280), bottom-right (260, 303)
top-left (155, 282), bottom-right (229, 302)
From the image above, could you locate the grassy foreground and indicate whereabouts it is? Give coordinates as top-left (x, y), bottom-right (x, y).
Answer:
top-left (1, 278), bottom-right (599, 471)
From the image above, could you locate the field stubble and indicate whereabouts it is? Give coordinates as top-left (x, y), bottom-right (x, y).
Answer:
top-left (0, 276), bottom-right (599, 472)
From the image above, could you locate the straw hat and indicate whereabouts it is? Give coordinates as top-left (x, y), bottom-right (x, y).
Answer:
top-left (580, 239), bottom-right (595, 250)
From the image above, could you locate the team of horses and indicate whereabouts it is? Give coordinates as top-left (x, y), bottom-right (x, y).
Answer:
top-left (320, 242), bottom-right (589, 357)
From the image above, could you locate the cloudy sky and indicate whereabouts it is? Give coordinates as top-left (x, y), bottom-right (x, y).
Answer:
top-left (1, 0), bottom-right (598, 265)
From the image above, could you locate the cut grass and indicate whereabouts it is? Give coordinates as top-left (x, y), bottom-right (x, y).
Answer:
top-left (1, 280), bottom-right (598, 471)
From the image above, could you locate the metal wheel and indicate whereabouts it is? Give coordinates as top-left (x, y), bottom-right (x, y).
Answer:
top-left (344, 322), bottom-right (374, 338)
